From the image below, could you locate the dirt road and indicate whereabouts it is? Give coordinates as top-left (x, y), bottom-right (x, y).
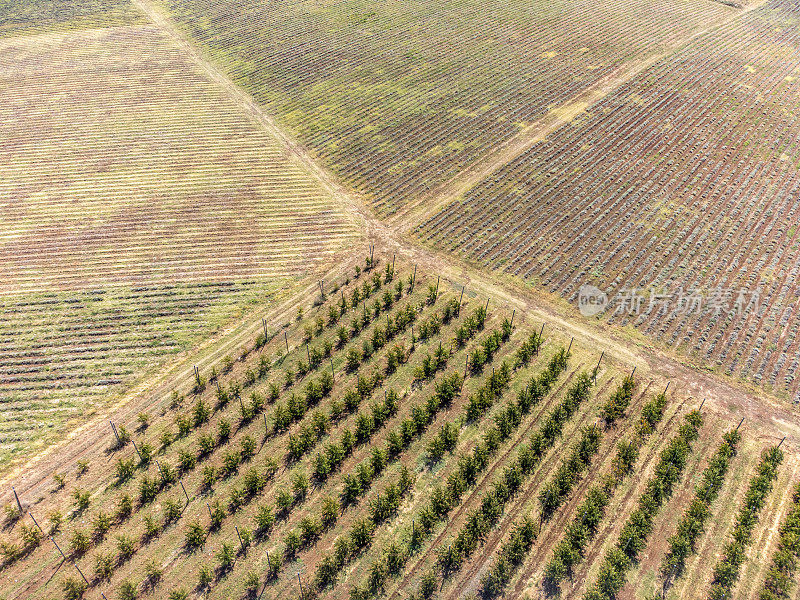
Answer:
top-left (3, 0), bottom-right (793, 508)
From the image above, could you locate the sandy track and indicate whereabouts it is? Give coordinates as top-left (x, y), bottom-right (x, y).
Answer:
top-left (4, 0), bottom-right (798, 578)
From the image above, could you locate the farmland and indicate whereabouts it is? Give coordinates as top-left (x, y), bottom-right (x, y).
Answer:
top-left (0, 0), bottom-right (145, 38)
top-left (3, 0), bottom-right (800, 598)
top-left (418, 0), bottom-right (800, 401)
top-left (155, 0), bottom-right (733, 215)
top-left (0, 22), bottom-right (361, 471)
top-left (1, 257), bottom-right (798, 600)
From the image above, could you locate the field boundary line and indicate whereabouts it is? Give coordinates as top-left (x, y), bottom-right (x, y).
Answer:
top-left (7, 0), bottom-right (794, 508)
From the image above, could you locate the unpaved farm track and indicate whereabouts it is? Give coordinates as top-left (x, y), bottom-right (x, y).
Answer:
top-left (5, 0), bottom-right (798, 504)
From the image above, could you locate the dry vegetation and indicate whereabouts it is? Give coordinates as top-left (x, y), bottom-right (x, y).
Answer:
top-left (155, 0), bottom-right (733, 215)
top-left (2, 0), bottom-right (800, 599)
top-left (0, 21), bottom-right (361, 469)
top-left (0, 0), bottom-right (145, 38)
top-left (418, 0), bottom-right (800, 401)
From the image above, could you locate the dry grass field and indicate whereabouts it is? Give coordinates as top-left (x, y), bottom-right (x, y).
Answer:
top-left (0, 0), bottom-right (146, 38)
top-left (0, 21), bottom-right (361, 471)
top-left (155, 0), bottom-right (734, 215)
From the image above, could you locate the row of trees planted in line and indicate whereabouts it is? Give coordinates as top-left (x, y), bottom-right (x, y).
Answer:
top-left (403, 366), bottom-right (594, 600)
top-left (109, 268), bottom-right (401, 507)
top-left (464, 328), bottom-right (544, 423)
top-left (542, 384), bottom-right (667, 590)
top-left (582, 409), bottom-right (704, 600)
top-left (95, 275), bottom-right (433, 561)
top-left (708, 444), bottom-right (784, 599)
top-left (424, 325), bottom-right (540, 466)
top-left (286, 293), bottom-right (465, 463)
top-left (348, 355), bottom-right (583, 600)
top-left (311, 363), bottom-right (495, 592)
top-left (50, 264), bottom-right (415, 592)
top-left (311, 306), bottom-right (497, 489)
top-left (760, 480), bottom-right (800, 599)
top-left (472, 423), bottom-right (602, 599)
top-left (659, 428), bottom-right (741, 593)
top-left (478, 374), bottom-right (638, 599)
top-left (185, 364), bottom-right (455, 586)
top-left (183, 301), bottom-right (506, 595)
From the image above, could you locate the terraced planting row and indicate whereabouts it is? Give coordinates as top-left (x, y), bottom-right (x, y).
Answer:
top-left (0, 20), bottom-right (361, 472)
top-left (418, 0), bottom-right (800, 401)
top-left (157, 0), bottom-right (732, 215)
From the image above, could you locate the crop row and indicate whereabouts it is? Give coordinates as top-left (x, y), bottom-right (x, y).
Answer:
top-left (164, 304), bottom-right (514, 597)
top-left (455, 423), bottom-right (599, 599)
top-left (1, 23), bottom-right (359, 292)
top-left (384, 335), bottom-right (562, 596)
top-left (760, 481), bottom-right (800, 599)
top-left (476, 375), bottom-right (639, 598)
top-left (22, 265), bottom-right (394, 563)
top-left (309, 332), bottom-right (525, 594)
top-left (418, 0), bottom-right (800, 399)
top-left (0, 262), bottom-right (395, 575)
top-left (442, 375), bottom-right (639, 597)
top-left (160, 0), bottom-right (729, 215)
top-left (67, 295), bottom-right (505, 598)
top-left (542, 386), bottom-right (667, 589)
top-left (582, 409), bottom-right (703, 599)
top-left (347, 356), bottom-right (587, 600)
top-left (708, 445), bottom-right (784, 599)
top-left (659, 428), bottom-right (741, 592)
top-left (0, 0), bottom-right (145, 38)
top-left (124, 265), bottom-right (395, 473)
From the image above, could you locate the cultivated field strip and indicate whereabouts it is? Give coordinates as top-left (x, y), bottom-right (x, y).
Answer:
top-left (0, 282), bottom-right (281, 461)
top-left (466, 380), bottom-right (654, 600)
top-left (419, 0), bottom-right (800, 400)
top-left (157, 0), bottom-right (732, 215)
top-left (0, 25), bottom-right (360, 292)
top-left (388, 372), bottom-right (614, 600)
top-left (175, 300), bottom-right (520, 599)
top-left (0, 21), bottom-right (362, 468)
top-left (0, 0), bottom-right (145, 38)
